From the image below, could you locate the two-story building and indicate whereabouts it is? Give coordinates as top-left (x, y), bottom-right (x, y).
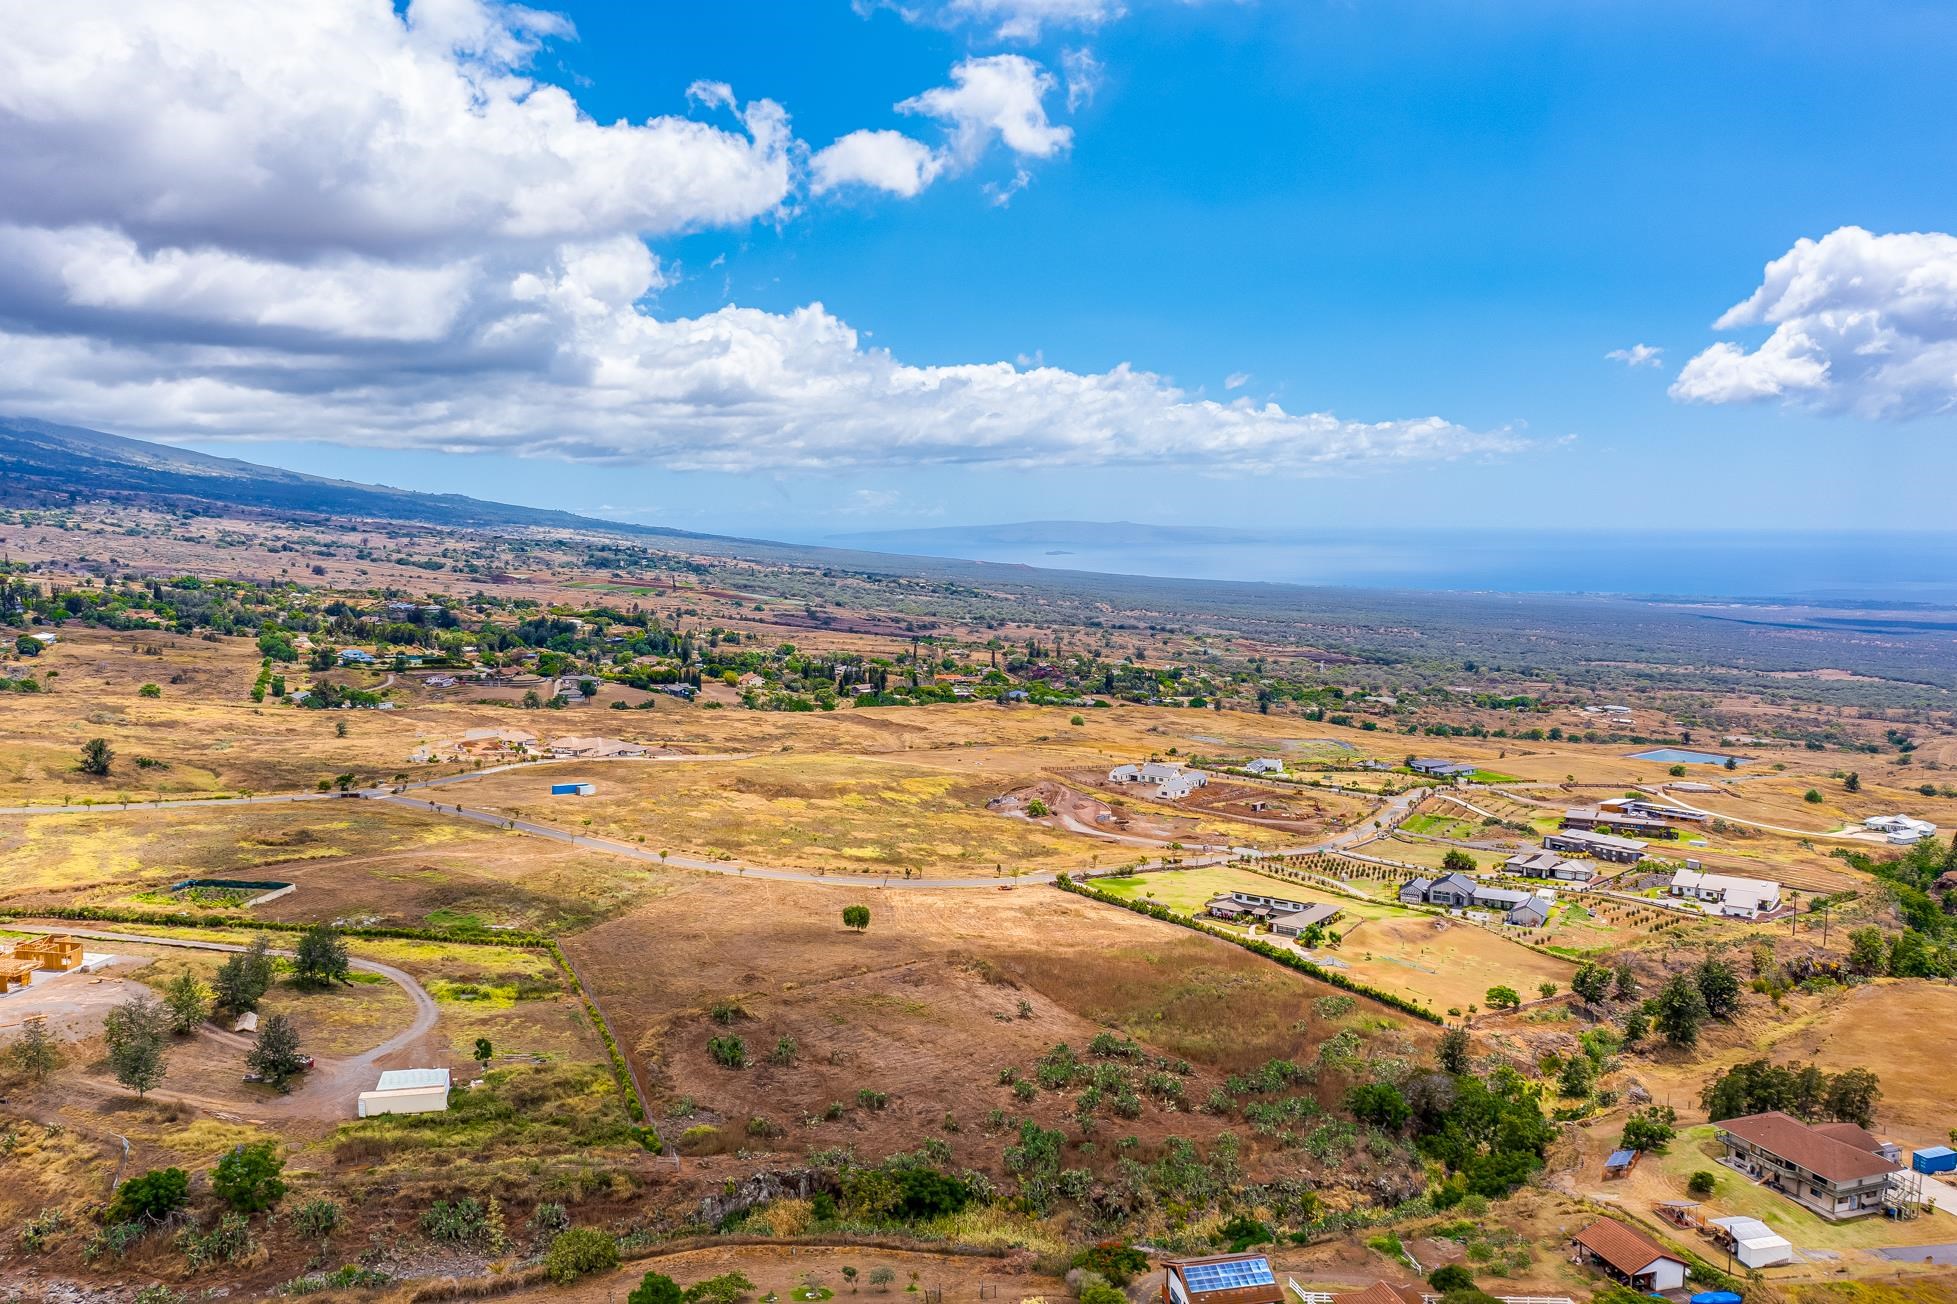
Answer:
top-left (1716, 1111), bottom-right (1899, 1220)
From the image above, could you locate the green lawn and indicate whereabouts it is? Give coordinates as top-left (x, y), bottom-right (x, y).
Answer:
top-left (1649, 1127), bottom-right (1957, 1251)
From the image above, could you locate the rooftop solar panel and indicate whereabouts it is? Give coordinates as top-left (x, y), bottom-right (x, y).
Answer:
top-left (1180, 1259), bottom-right (1274, 1294)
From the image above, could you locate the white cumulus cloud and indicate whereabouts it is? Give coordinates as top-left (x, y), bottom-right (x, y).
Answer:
top-left (799, 56), bottom-right (1069, 201)
top-left (1671, 226), bottom-right (1957, 418)
top-left (1604, 343), bottom-right (1663, 368)
top-left (0, 0), bottom-right (1509, 479)
top-left (810, 131), bottom-right (945, 198)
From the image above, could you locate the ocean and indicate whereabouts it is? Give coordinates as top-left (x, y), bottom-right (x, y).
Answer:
top-left (822, 527), bottom-right (1957, 604)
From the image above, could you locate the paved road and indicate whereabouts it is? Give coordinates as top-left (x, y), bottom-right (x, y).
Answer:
top-left (5, 924), bottom-right (439, 1119)
top-left (2, 752), bottom-right (1422, 892)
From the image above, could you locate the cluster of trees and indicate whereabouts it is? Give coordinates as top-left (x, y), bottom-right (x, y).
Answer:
top-left (1640, 957), bottom-right (1741, 1049)
top-left (1342, 1026), bottom-right (1555, 1201)
top-left (1699, 1059), bottom-right (1882, 1128)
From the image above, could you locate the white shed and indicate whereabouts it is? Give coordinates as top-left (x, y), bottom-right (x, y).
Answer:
top-left (356, 1067), bottom-right (452, 1117)
top-left (1709, 1216), bottom-right (1793, 1268)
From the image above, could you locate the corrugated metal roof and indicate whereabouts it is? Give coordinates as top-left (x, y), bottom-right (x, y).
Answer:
top-left (1606, 1149), bottom-right (1638, 1167)
top-left (374, 1068), bottom-right (451, 1092)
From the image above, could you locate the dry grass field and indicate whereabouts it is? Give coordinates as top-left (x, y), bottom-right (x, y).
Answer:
top-left (0, 802), bottom-right (660, 930)
top-left (563, 872), bottom-right (1437, 1191)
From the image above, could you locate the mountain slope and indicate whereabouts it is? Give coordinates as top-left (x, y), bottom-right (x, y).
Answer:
top-left (0, 416), bottom-right (721, 539)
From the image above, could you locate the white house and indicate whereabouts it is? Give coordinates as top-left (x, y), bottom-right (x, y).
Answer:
top-left (1670, 868), bottom-right (1782, 919)
top-left (357, 1067), bottom-right (451, 1117)
top-left (1865, 814), bottom-right (1938, 845)
top-left (1109, 762), bottom-right (1209, 801)
top-left (1244, 758), bottom-right (1286, 776)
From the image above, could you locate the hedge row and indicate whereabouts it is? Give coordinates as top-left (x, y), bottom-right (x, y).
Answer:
top-left (1053, 875), bottom-right (1442, 1024)
top-left (6, 904), bottom-right (553, 948)
top-left (544, 941), bottom-right (657, 1144)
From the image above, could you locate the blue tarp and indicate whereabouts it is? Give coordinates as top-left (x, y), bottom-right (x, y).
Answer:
top-left (1690, 1292), bottom-right (1742, 1304)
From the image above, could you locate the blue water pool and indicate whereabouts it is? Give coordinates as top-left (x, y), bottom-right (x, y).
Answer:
top-left (1628, 747), bottom-right (1747, 765)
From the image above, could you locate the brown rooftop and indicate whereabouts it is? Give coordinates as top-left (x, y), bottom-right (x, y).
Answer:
top-left (1332, 1285), bottom-right (1423, 1304)
top-left (1719, 1111), bottom-right (1900, 1184)
top-left (1812, 1120), bottom-right (1885, 1154)
top-left (1573, 1216), bottom-right (1680, 1277)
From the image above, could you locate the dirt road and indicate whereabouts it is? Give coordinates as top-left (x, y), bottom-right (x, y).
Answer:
top-left (5, 925), bottom-right (439, 1120)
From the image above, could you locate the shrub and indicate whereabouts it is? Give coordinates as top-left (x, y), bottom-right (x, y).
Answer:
top-left (545, 1227), bottom-right (621, 1284)
top-left (709, 1035), bottom-right (749, 1068)
top-left (1073, 1243), bottom-right (1148, 1287)
top-left (421, 1196), bottom-right (507, 1249)
top-left (842, 905), bottom-right (871, 931)
top-left (292, 1198), bottom-right (341, 1238)
top-left (631, 1274), bottom-right (684, 1304)
top-left (1428, 1266), bottom-right (1476, 1293)
top-left (686, 1272), bottom-right (758, 1304)
top-left (178, 1213), bottom-right (253, 1270)
top-left (1687, 1170), bottom-right (1718, 1197)
top-left (1079, 1288), bottom-right (1125, 1304)
top-left (110, 1167), bottom-right (189, 1224)
top-left (212, 1142), bottom-right (285, 1213)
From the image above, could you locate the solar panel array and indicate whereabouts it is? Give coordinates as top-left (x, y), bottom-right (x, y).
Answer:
top-left (1180, 1260), bottom-right (1274, 1294)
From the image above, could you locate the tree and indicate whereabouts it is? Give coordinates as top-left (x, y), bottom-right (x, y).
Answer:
top-left (1437, 1025), bottom-right (1471, 1075)
top-left (1847, 926), bottom-right (1888, 976)
top-left (1428, 1266), bottom-right (1476, 1294)
top-left (212, 1141), bottom-right (286, 1213)
top-left (79, 737), bottom-right (114, 776)
top-left (1612, 962), bottom-right (1640, 1001)
top-left (630, 1274), bottom-right (684, 1304)
top-left (109, 1167), bottom-right (189, 1224)
top-left (1694, 957), bottom-right (1742, 1020)
top-left (1845, 771), bottom-right (1862, 793)
top-left (1652, 974), bottom-right (1708, 1048)
top-left (104, 993), bottom-right (169, 1097)
top-left (1571, 963), bottom-right (1612, 1005)
top-left (1687, 1170), bottom-right (1717, 1197)
top-left (1484, 985), bottom-right (1521, 1011)
top-left (162, 971), bottom-right (212, 1034)
top-left (842, 904), bottom-right (871, 931)
top-left (1346, 1082), bottom-right (1411, 1130)
top-left (1619, 1105), bottom-right (1677, 1152)
top-left (1441, 848), bottom-right (1477, 874)
top-left (474, 1037), bottom-right (494, 1074)
top-left (1557, 1054), bottom-right (1594, 1098)
top-left (868, 1268), bottom-right (897, 1292)
top-left (245, 1013), bottom-right (308, 1093)
top-left (293, 923), bottom-right (349, 987)
top-left (1621, 1009), bottom-right (1649, 1045)
top-left (214, 936), bottom-right (275, 1013)
top-left (1825, 1067), bottom-right (1882, 1128)
top-left (6, 1014), bottom-right (61, 1083)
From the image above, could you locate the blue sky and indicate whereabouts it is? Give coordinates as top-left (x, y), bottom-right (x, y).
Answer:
top-left (3, 0), bottom-right (1954, 537)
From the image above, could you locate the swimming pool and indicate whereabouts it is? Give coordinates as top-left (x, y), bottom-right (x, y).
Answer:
top-left (1628, 747), bottom-right (1747, 765)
